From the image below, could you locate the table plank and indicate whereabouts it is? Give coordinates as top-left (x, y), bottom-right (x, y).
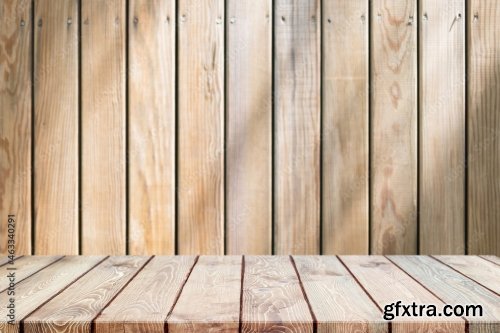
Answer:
top-left (434, 256), bottom-right (500, 294)
top-left (0, 256), bottom-right (21, 267)
top-left (167, 256), bottom-right (241, 332)
top-left (293, 256), bottom-right (387, 333)
top-left (0, 256), bottom-right (62, 292)
top-left (242, 256), bottom-right (313, 332)
top-left (24, 256), bottom-right (150, 333)
top-left (340, 256), bottom-right (465, 332)
top-left (480, 256), bottom-right (500, 266)
top-left (0, 256), bottom-right (106, 333)
top-left (388, 256), bottom-right (500, 333)
top-left (95, 256), bottom-right (196, 333)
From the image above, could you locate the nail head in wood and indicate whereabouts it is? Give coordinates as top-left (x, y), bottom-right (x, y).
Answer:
top-left (230, 17), bottom-right (236, 24)
top-left (20, 19), bottom-right (25, 27)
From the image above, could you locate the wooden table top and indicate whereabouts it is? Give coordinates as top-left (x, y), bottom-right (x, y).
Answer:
top-left (0, 255), bottom-right (498, 333)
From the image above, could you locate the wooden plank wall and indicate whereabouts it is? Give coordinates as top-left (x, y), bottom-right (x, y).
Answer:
top-left (0, 0), bottom-right (499, 256)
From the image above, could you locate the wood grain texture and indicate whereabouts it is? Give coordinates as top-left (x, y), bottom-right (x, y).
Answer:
top-left (434, 255), bottom-right (500, 294)
top-left (480, 255), bottom-right (500, 266)
top-left (322, 0), bottom-right (369, 255)
top-left (242, 256), bottom-right (313, 332)
top-left (340, 256), bottom-right (465, 332)
top-left (371, 0), bottom-right (417, 255)
top-left (167, 256), bottom-right (241, 333)
top-left (95, 256), bottom-right (196, 333)
top-left (388, 256), bottom-right (500, 333)
top-left (274, 0), bottom-right (320, 255)
top-left (226, 0), bottom-right (272, 255)
top-left (419, 0), bottom-right (466, 254)
top-left (177, 0), bottom-right (225, 255)
top-left (293, 256), bottom-right (387, 333)
top-left (34, 0), bottom-right (78, 255)
top-left (0, 256), bottom-right (105, 333)
top-left (467, 0), bottom-right (500, 256)
top-left (0, 255), bottom-right (62, 292)
top-left (81, 0), bottom-right (126, 255)
top-left (0, 0), bottom-right (31, 255)
top-left (24, 256), bottom-right (150, 333)
top-left (128, 0), bottom-right (176, 255)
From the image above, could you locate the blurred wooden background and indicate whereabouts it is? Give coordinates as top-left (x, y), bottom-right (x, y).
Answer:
top-left (0, 0), bottom-right (498, 255)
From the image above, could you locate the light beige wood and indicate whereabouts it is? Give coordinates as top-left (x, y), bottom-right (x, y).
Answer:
top-left (0, 256), bottom-right (19, 266)
top-left (322, 0), bottom-right (369, 255)
top-left (0, 256), bottom-right (105, 333)
top-left (420, 0), bottom-right (466, 254)
top-left (81, 0), bottom-right (126, 255)
top-left (34, 0), bottom-right (78, 255)
top-left (480, 255), bottom-right (500, 266)
top-left (177, 0), bottom-right (225, 255)
top-left (0, 0), bottom-right (32, 255)
top-left (95, 256), bottom-right (196, 333)
top-left (467, 0), bottom-right (500, 256)
top-left (388, 255), bottom-right (499, 333)
top-left (226, 0), bottom-right (272, 255)
top-left (167, 256), bottom-right (241, 332)
top-left (434, 255), bottom-right (500, 294)
top-left (340, 256), bottom-right (465, 332)
top-left (128, 0), bottom-right (176, 255)
top-left (242, 256), bottom-right (313, 332)
top-left (371, 0), bottom-right (417, 255)
top-left (0, 255), bottom-right (62, 292)
top-left (24, 256), bottom-right (150, 333)
top-left (293, 256), bottom-right (387, 333)
top-left (275, 0), bottom-right (320, 254)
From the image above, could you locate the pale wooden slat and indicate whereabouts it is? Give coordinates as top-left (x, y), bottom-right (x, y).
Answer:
top-left (467, 0), bottom-right (500, 256)
top-left (371, 0), bottom-right (417, 254)
top-left (34, 0), bottom-right (78, 255)
top-left (0, 0), bottom-right (32, 255)
top-left (0, 256), bottom-right (105, 333)
top-left (434, 256), bottom-right (500, 294)
top-left (242, 256), bottom-right (313, 332)
top-left (95, 256), bottom-right (196, 333)
top-left (226, 0), bottom-right (272, 255)
top-left (419, 0), bottom-right (466, 254)
top-left (293, 256), bottom-right (387, 332)
top-left (388, 256), bottom-right (499, 333)
top-left (275, 0), bottom-right (320, 254)
top-left (340, 256), bottom-right (465, 332)
top-left (480, 255), bottom-right (500, 266)
top-left (128, 0), bottom-right (176, 255)
top-left (177, 0), bottom-right (225, 254)
top-left (24, 256), bottom-right (150, 333)
top-left (81, 0), bottom-right (126, 255)
top-left (0, 255), bottom-right (62, 292)
top-left (167, 256), bottom-right (241, 332)
top-left (322, 0), bottom-right (369, 255)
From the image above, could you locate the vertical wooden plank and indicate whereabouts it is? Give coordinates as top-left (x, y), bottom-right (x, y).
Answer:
top-left (242, 256), bottom-right (313, 332)
top-left (0, 0), bottom-right (31, 255)
top-left (371, 0), bottom-right (418, 254)
top-left (275, 0), bottom-right (320, 254)
top-left (128, 0), bottom-right (175, 255)
top-left (167, 256), bottom-right (241, 332)
top-left (322, 0), bottom-right (369, 254)
top-left (468, 0), bottom-right (500, 256)
top-left (226, 0), bottom-right (272, 255)
top-left (177, 0), bottom-right (224, 254)
top-left (34, 0), bottom-right (78, 255)
top-left (420, 0), bottom-right (466, 254)
top-left (81, 0), bottom-right (126, 254)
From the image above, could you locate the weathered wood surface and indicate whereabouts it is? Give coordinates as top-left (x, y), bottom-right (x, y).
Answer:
top-left (322, 0), bottom-right (369, 255)
top-left (0, 0), bottom-right (32, 255)
top-left (0, 255), bottom-right (62, 292)
top-left (0, 256), bottom-right (498, 332)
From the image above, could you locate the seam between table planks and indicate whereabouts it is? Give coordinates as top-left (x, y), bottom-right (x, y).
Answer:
top-left (290, 255), bottom-right (318, 332)
top-left (430, 256), bottom-right (500, 297)
top-left (18, 256), bottom-right (109, 331)
top-left (164, 255), bottom-right (200, 332)
top-left (385, 256), bottom-right (470, 333)
top-left (478, 256), bottom-right (500, 267)
top-left (238, 255), bottom-right (245, 332)
top-left (0, 256), bottom-right (23, 268)
top-left (90, 256), bottom-right (155, 331)
top-left (0, 256), bottom-right (65, 293)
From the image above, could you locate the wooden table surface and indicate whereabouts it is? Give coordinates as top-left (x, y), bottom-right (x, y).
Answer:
top-left (0, 255), bottom-right (498, 332)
